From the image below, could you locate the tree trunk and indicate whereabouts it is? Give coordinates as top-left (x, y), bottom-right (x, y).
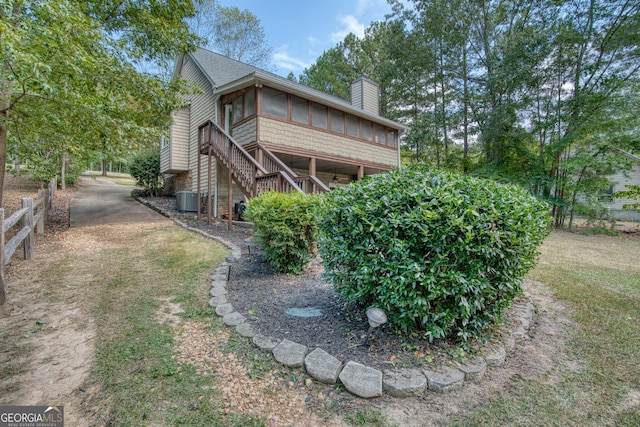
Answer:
top-left (439, 38), bottom-right (448, 160)
top-left (61, 150), bottom-right (68, 191)
top-left (13, 143), bottom-right (19, 174)
top-left (102, 158), bottom-right (108, 176)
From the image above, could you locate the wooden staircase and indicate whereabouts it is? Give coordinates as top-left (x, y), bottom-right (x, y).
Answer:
top-left (197, 120), bottom-right (328, 200)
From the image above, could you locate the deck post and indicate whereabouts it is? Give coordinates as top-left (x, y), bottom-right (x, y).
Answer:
top-left (197, 126), bottom-right (202, 222)
top-left (228, 163), bottom-right (233, 231)
top-left (207, 143), bottom-right (213, 224)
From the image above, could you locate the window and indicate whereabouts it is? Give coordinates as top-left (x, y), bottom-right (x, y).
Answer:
top-left (376, 125), bottom-right (386, 144)
top-left (160, 134), bottom-right (169, 149)
top-left (291, 96), bottom-right (309, 124)
top-left (232, 96), bottom-right (243, 123)
top-left (312, 103), bottom-right (328, 129)
top-left (347, 114), bottom-right (359, 138)
top-left (244, 89), bottom-right (255, 117)
top-left (361, 119), bottom-right (373, 141)
top-left (263, 87), bottom-right (287, 118)
top-left (330, 110), bottom-right (344, 134)
top-left (387, 129), bottom-right (397, 147)
top-left (599, 186), bottom-right (614, 202)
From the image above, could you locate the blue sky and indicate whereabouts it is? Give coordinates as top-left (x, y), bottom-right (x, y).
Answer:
top-left (217, 0), bottom-right (394, 77)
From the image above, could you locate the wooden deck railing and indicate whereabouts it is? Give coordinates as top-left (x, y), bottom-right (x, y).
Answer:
top-left (198, 121), bottom-right (306, 197)
top-left (257, 146), bottom-right (329, 194)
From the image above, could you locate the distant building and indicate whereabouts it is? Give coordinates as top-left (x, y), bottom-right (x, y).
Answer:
top-left (605, 150), bottom-right (640, 221)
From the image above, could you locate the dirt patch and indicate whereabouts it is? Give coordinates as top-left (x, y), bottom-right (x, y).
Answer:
top-left (0, 175), bottom-right (92, 426)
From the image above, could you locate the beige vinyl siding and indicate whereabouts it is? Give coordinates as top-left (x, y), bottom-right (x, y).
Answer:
top-left (181, 56), bottom-right (217, 192)
top-left (161, 106), bottom-right (190, 173)
top-left (160, 140), bottom-right (170, 173)
top-left (231, 117), bottom-right (257, 146)
top-left (260, 117), bottom-right (397, 167)
top-left (608, 164), bottom-right (640, 211)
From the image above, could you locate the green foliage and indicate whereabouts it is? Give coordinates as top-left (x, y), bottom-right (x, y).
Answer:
top-left (245, 191), bottom-right (318, 274)
top-left (129, 151), bottom-right (162, 196)
top-left (317, 165), bottom-right (551, 341)
top-left (306, 1), bottom-right (640, 227)
top-left (189, 1), bottom-right (273, 69)
top-left (0, 0), bottom-right (197, 205)
top-left (614, 184), bottom-right (640, 212)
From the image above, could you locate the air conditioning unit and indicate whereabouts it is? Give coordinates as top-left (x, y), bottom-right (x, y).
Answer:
top-left (176, 191), bottom-right (198, 212)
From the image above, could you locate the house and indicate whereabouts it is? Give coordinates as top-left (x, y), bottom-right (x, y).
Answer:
top-left (604, 150), bottom-right (640, 221)
top-left (160, 47), bottom-right (406, 217)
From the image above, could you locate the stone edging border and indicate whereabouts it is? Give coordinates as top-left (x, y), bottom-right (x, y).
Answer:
top-left (134, 196), bottom-right (537, 399)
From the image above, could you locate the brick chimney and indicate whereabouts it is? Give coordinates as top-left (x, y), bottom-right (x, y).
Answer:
top-left (350, 75), bottom-right (379, 115)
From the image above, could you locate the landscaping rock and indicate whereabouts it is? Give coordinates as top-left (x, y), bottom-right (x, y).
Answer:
top-left (215, 303), bottom-right (234, 317)
top-left (215, 265), bottom-right (230, 277)
top-left (383, 369), bottom-right (427, 398)
top-left (423, 366), bottom-right (465, 392)
top-left (339, 361), bottom-right (383, 398)
top-left (456, 357), bottom-right (487, 382)
top-left (209, 284), bottom-right (227, 297)
top-left (304, 348), bottom-right (342, 384)
top-left (252, 335), bottom-right (279, 351)
top-left (222, 312), bottom-right (246, 326)
top-left (235, 322), bottom-right (256, 338)
top-left (272, 339), bottom-right (308, 368)
top-left (512, 325), bottom-right (526, 339)
top-left (502, 334), bottom-right (516, 351)
top-left (484, 344), bottom-right (507, 367)
top-left (225, 255), bottom-right (237, 263)
top-left (208, 295), bottom-right (228, 307)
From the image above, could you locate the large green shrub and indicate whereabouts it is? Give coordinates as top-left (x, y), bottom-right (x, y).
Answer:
top-left (246, 191), bottom-right (318, 274)
top-left (130, 151), bottom-right (163, 196)
top-left (317, 165), bottom-right (551, 341)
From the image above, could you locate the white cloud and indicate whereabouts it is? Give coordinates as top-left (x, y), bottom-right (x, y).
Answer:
top-left (330, 15), bottom-right (366, 42)
top-left (356, 0), bottom-right (388, 15)
top-left (273, 45), bottom-right (312, 73)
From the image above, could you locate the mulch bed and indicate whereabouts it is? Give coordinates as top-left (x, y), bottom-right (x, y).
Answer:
top-left (143, 195), bottom-right (508, 370)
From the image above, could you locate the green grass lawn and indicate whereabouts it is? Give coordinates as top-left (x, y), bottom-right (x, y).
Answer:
top-left (86, 171), bottom-right (138, 186)
top-left (450, 231), bottom-right (640, 426)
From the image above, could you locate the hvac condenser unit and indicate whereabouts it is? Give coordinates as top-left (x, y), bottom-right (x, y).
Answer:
top-left (176, 191), bottom-right (198, 212)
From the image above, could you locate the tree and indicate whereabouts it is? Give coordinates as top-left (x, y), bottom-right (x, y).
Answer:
top-left (305, 0), bottom-right (640, 228)
top-left (190, 2), bottom-right (273, 69)
top-left (0, 0), bottom-right (198, 206)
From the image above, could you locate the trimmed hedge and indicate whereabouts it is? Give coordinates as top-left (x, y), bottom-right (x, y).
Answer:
top-left (245, 191), bottom-right (318, 274)
top-left (316, 165), bottom-right (551, 341)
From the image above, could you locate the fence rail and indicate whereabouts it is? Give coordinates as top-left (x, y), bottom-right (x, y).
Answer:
top-left (0, 179), bottom-right (55, 315)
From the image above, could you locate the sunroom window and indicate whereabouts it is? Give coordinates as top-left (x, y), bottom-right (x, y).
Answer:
top-left (263, 87), bottom-right (287, 118)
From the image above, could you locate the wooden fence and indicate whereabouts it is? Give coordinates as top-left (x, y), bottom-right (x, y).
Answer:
top-left (0, 178), bottom-right (55, 315)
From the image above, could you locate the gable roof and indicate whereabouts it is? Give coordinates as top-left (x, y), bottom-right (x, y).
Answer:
top-left (177, 48), bottom-right (406, 131)
top-left (614, 148), bottom-right (640, 163)
top-left (191, 48), bottom-right (258, 88)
